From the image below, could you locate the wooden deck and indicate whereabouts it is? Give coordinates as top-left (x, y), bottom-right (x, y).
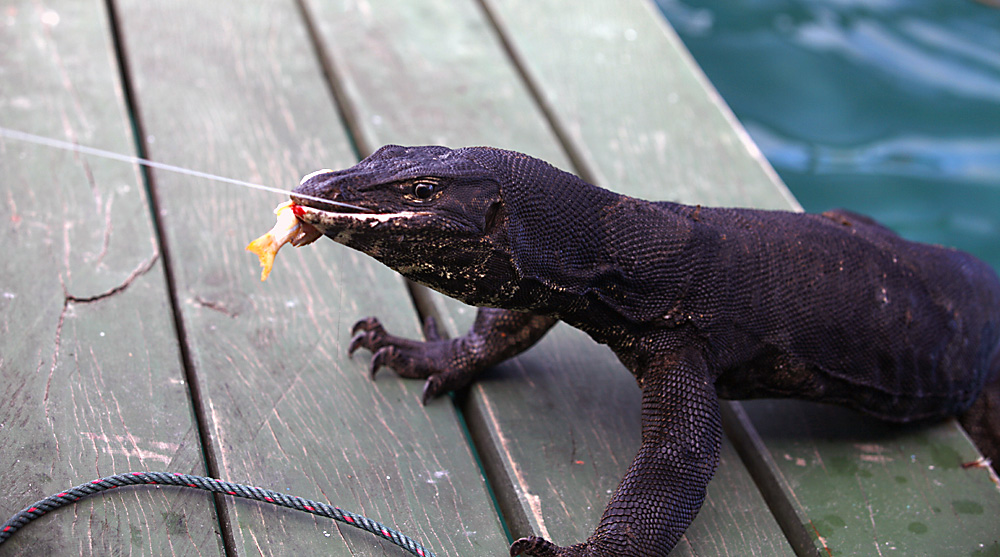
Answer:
top-left (2, 1), bottom-right (998, 555)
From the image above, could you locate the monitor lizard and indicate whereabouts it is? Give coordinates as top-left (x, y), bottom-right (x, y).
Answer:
top-left (289, 145), bottom-right (1000, 557)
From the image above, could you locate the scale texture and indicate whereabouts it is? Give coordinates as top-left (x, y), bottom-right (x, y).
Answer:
top-left (293, 145), bottom-right (1000, 556)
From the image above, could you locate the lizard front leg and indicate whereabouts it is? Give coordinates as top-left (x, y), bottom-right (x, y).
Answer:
top-left (511, 344), bottom-right (722, 556)
top-left (349, 307), bottom-right (557, 403)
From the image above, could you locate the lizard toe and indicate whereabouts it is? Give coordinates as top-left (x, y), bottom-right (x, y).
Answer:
top-left (351, 316), bottom-right (383, 336)
top-left (348, 318), bottom-right (388, 357)
top-left (368, 346), bottom-right (395, 380)
top-left (422, 315), bottom-right (443, 341)
top-left (510, 536), bottom-right (564, 557)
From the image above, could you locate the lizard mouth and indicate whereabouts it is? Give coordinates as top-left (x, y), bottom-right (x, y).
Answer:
top-left (290, 168), bottom-right (421, 232)
top-left (288, 198), bottom-right (418, 232)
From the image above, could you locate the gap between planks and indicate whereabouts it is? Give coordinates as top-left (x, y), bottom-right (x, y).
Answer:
top-left (102, 0), bottom-right (236, 553)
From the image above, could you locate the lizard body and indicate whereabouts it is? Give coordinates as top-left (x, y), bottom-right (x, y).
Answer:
top-left (291, 145), bottom-right (1000, 556)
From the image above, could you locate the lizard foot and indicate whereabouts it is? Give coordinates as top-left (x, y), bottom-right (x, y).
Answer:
top-left (509, 537), bottom-right (588, 557)
top-left (348, 316), bottom-right (476, 403)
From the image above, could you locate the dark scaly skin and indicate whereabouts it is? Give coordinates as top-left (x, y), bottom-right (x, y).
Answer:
top-left (291, 145), bottom-right (1000, 556)
top-left (349, 309), bottom-right (556, 405)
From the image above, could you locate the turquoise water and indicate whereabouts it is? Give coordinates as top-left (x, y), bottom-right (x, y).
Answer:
top-left (655, 0), bottom-right (1000, 271)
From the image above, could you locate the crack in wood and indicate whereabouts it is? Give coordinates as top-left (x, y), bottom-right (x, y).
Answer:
top-left (64, 248), bottom-right (159, 304)
top-left (42, 250), bottom-right (161, 450)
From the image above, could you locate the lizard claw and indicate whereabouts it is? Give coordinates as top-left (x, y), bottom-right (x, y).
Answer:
top-left (368, 346), bottom-right (396, 380)
top-left (351, 316), bottom-right (383, 336)
top-left (347, 332), bottom-right (369, 358)
top-left (348, 317), bottom-right (386, 357)
top-left (421, 374), bottom-right (448, 405)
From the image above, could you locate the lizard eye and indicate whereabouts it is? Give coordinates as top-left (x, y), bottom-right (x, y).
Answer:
top-left (412, 181), bottom-right (436, 200)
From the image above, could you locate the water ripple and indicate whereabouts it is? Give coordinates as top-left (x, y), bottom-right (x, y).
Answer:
top-left (746, 123), bottom-right (1000, 185)
top-left (795, 15), bottom-right (1000, 101)
top-left (656, 0), bottom-right (1000, 269)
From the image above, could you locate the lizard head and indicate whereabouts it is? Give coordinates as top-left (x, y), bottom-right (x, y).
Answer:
top-left (291, 145), bottom-right (516, 305)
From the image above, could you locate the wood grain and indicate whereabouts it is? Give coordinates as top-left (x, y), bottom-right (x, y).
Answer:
top-left (482, 0), bottom-right (798, 209)
top-left (112, 0), bottom-right (508, 555)
top-left (0, 1), bottom-right (219, 554)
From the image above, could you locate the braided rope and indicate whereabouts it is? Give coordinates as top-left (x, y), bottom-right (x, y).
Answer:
top-left (0, 472), bottom-right (436, 557)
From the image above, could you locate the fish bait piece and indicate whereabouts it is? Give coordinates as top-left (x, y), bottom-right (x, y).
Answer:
top-left (246, 201), bottom-right (322, 281)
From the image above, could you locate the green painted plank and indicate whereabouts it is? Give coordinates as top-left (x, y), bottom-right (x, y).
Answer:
top-left (0, 1), bottom-right (219, 554)
top-left (481, 0), bottom-right (797, 210)
top-left (735, 401), bottom-right (1000, 555)
top-left (112, 1), bottom-right (508, 555)
top-left (303, 0), bottom-right (791, 554)
top-left (484, 0), bottom-right (1000, 553)
top-left (301, 0), bottom-right (569, 163)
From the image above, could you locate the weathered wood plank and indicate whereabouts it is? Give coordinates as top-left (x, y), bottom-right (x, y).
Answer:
top-left (484, 0), bottom-right (1000, 554)
top-left (302, 0), bottom-right (791, 554)
top-left (301, 0), bottom-right (569, 162)
top-left (481, 0), bottom-right (797, 209)
top-left (112, 1), bottom-right (508, 555)
top-left (735, 400), bottom-right (1000, 555)
top-left (0, 1), bottom-right (219, 554)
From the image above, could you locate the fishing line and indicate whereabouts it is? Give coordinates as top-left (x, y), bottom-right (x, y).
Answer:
top-left (1, 127), bottom-right (441, 552)
top-left (0, 126), bottom-right (365, 211)
top-left (0, 128), bottom-right (440, 554)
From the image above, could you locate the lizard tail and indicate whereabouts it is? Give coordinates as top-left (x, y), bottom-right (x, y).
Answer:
top-left (959, 354), bottom-right (1000, 474)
